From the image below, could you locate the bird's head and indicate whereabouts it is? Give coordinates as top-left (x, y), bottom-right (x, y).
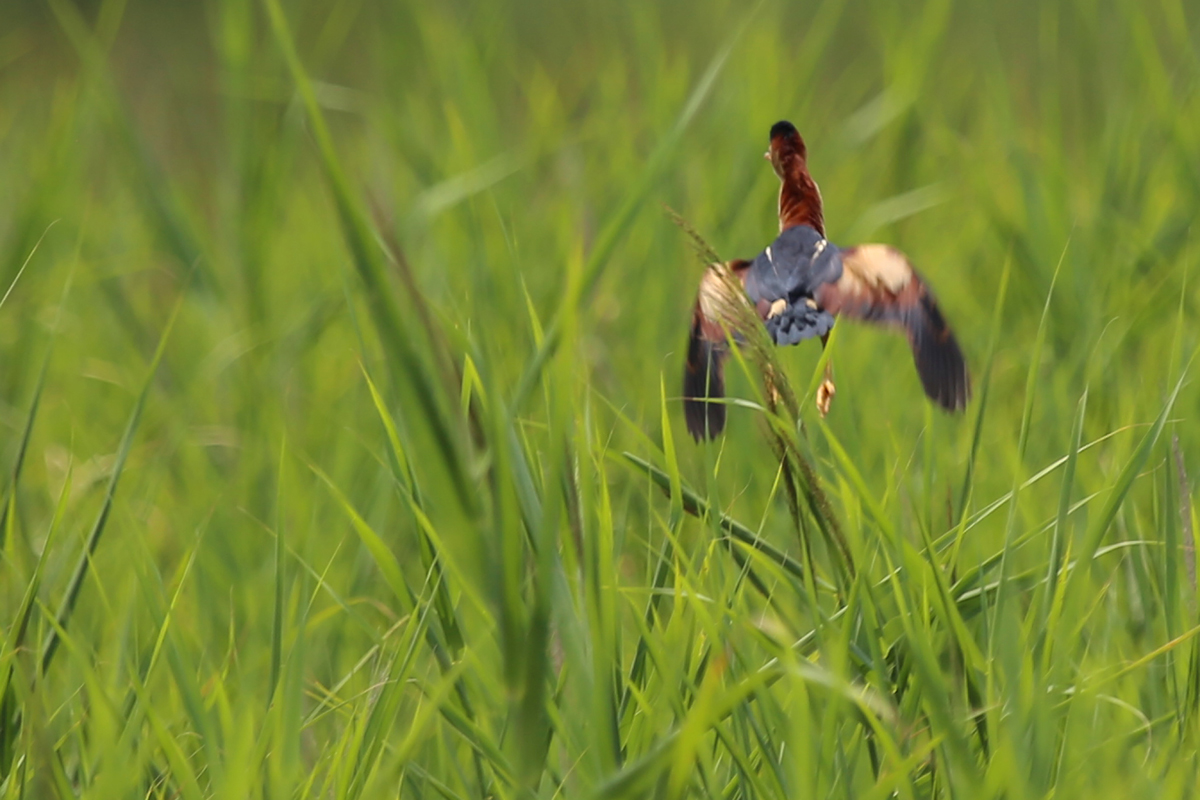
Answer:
top-left (765, 120), bottom-right (807, 179)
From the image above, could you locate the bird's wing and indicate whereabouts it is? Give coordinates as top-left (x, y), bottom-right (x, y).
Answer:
top-left (815, 244), bottom-right (970, 410)
top-left (683, 261), bottom-right (750, 440)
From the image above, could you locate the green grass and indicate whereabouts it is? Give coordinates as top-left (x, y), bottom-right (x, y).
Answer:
top-left (2, 0), bottom-right (1200, 796)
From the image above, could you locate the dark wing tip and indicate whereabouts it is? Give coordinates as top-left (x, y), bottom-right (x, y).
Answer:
top-left (684, 397), bottom-right (725, 441)
top-left (910, 296), bottom-right (971, 412)
top-left (826, 245), bottom-right (970, 412)
top-left (683, 322), bottom-right (727, 441)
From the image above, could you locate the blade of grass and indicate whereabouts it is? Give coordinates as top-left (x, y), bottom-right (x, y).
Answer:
top-left (309, 464), bottom-right (415, 617)
top-left (620, 452), bottom-right (832, 592)
top-left (39, 287), bottom-right (185, 675)
top-left (0, 219), bottom-right (54, 313)
top-left (1039, 388), bottom-right (1087, 653)
top-left (47, 0), bottom-right (216, 293)
top-left (263, 0), bottom-right (472, 513)
top-left (1067, 360), bottom-right (1191, 596)
top-left (955, 254), bottom-right (1011, 520)
top-left (989, 239), bottom-right (1067, 654)
top-left (269, 433), bottom-right (287, 705)
top-left (510, 26), bottom-right (744, 409)
top-left (0, 458), bottom-right (72, 776)
top-left (2, 224), bottom-right (75, 552)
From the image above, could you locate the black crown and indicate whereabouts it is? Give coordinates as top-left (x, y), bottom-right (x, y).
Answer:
top-left (770, 120), bottom-right (798, 139)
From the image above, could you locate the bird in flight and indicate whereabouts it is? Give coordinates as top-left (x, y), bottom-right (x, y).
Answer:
top-left (683, 121), bottom-right (970, 441)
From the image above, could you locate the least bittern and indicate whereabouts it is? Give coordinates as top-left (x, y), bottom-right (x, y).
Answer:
top-left (683, 121), bottom-right (970, 441)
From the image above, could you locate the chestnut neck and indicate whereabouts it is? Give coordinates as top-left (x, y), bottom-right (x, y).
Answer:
top-left (777, 151), bottom-right (824, 236)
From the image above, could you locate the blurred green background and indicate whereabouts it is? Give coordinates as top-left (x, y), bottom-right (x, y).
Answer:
top-left (1, 0), bottom-right (1199, 797)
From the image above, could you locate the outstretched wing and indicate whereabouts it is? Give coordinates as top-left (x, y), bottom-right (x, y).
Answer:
top-left (683, 261), bottom-right (750, 441)
top-left (815, 245), bottom-right (970, 411)
top-left (683, 310), bottom-right (727, 441)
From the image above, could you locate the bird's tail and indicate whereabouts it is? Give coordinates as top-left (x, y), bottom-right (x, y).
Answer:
top-left (683, 317), bottom-right (726, 441)
top-left (907, 294), bottom-right (971, 411)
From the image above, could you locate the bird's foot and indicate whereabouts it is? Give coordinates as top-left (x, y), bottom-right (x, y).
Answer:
top-left (816, 378), bottom-right (836, 417)
top-left (767, 298), bottom-right (787, 319)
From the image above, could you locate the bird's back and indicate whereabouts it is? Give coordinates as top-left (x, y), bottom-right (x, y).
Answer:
top-left (742, 225), bottom-right (842, 346)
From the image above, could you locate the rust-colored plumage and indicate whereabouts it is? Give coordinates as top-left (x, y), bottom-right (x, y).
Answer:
top-left (683, 121), bottom-right (970, 441)
top-left (768, 121), bottom-right (825, 235)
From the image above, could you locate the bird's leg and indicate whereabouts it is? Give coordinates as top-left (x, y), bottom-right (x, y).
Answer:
top-left (816, 332), bottom-right (836, 417)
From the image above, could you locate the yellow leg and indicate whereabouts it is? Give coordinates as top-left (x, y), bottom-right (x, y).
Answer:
top-left (816, 332), bottom-right (835, 417)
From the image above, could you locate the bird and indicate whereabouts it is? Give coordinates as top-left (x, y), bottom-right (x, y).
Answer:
top-left (682, 120), bottom-right (970, 441)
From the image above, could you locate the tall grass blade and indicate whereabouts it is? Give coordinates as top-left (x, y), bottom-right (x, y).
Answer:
top-left (956, 255), bottom-right (1011, 519)
top-left (39, 289), bottom-right (184, 675)
top-left (269, 434), bottom-right (287, 704)
top-left (46, 0), bottom-right (215, 292)
top-left (310, 464), bottom-right (414, 617)
top-left (990, 242), bottom-right (1066, 649)
top-left (1040, 389), bottom-right (1087, 650)
top-left (511, 34), bottom-right (739, 409)
top-left (1070, 366), bottom-right (1189, 587)
top-left (0, 462), bottom-right (71, 777)
top-left (263, 0), bottom-right (471, 511)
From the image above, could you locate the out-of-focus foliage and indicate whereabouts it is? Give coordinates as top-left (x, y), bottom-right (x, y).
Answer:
top-left (1, 0), bottom-right (1199, 797)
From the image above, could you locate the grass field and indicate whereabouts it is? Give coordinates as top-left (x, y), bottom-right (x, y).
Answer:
top-left (2, 0), bottom-right (1200, 797)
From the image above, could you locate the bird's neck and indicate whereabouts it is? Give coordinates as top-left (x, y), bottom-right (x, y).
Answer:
top-left (778, 159), bottom-right (824, 236)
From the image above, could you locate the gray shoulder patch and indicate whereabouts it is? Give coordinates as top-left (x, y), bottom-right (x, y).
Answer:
top-left (744, 225), bottom-right (844, 305)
